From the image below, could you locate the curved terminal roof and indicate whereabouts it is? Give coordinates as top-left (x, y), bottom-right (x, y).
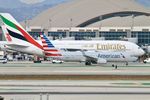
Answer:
top-left (29, 0), bottom-right (150, 28)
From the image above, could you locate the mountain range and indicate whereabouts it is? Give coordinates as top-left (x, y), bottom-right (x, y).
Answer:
top-left (0, 0), bottom-right (70, 21)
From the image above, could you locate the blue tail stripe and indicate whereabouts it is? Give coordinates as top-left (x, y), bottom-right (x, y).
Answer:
top-left (46, 43), bottom-right (54, 46)
top-left (42, 33), bottom-right (54, 48)
top-left (48, 45), bottom-right (54, 47)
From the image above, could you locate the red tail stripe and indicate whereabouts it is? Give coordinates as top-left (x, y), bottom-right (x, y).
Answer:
top-left (42, 41), bottom-right (47, 43)
top-left (6, 33), bottom-right (12, 42)
top-left (44, 49), bottom-right (59, 52)
top-left (16, 25), bottom-right (43, 50)
top-left (43, 45), bottom-right (48, 47)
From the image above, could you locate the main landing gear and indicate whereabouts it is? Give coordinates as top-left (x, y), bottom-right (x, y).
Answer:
top-left (85, 61), bottom-right (92, 65)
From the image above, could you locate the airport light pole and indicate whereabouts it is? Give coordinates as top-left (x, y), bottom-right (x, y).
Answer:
top-left (127, 14), bottom-right (135, 38)
top-left (70, 18), bottom-right (73, 29)
top-left (131, 14), bottom-right (135, 32)
top-left (68, 18), bottom-right (73, 38)
top-left (49, 19), bottom-right (51, 30)
top-left (99, 16), bottom-right (102, 30)
top-left (130, 14), bottom-right (135, 38)
top-left (24, 18), bottom-right (30, 31)
top-left (40, 93), bottom-right (42, 100)
top-left (24, 18), bottom-right (27, 30)
top-left (98, 16), bottom-right (103, 38)
top-left (47, 93), bottom-right (49, 100)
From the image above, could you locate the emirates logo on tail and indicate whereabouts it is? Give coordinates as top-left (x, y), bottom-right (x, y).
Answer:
top-left (6, 33), bottom-right (12, 42)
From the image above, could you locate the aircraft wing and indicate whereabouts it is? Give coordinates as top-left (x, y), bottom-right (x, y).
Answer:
top-left (83, 54), bottom-right (97, 61)
top-left (81, 50), bottom-right (107, 64)
top-left (81, 51), bottom-right (98, 62)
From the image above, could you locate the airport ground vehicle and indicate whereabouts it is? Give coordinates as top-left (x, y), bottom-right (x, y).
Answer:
top-left (143, 58), bottom-right (150, 63)
top-left (52, 59), bottom-right (64, 64)
top-left (0, 58), bottom-right (7, 64)
top-left (0, 96), bottom-right (4, 100)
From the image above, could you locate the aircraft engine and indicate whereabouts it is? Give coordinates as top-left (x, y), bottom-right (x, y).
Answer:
top-left (97, 58), bottom-right (107, 64)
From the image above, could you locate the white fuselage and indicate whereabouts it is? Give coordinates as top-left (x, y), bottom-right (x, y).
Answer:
top-left (51, 50), bottom-right (138, 63)
top-left (51, 51), bottom-right (86, 62)
top-left (85, 51), bottom-right (138, 62)
top-left (43, 40), bottom-right (145, 57)
top-left (3, 41), bottom-right (137, 62)
top-left (3, 42), bottom-right (44, 57)
top-left (1, 40), bottom-right (144, 58)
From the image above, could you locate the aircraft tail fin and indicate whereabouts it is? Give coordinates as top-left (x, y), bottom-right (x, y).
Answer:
top-left (40, 33), bottom-right (62, 57)
top-left (0, 13), bottom-right (42, 50)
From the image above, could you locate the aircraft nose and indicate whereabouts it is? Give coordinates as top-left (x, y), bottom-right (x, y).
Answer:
top-left (140, 49), bottom-right (145, 56)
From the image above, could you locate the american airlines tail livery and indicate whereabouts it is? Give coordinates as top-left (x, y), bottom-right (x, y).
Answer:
top-left (0, 13), bottom-right (145, 65)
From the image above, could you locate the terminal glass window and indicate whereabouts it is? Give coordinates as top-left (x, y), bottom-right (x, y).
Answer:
top-left (29, 32), bottom-right (43, 40)
top-left (48, 32), bottom-right (66, 40)
top-left (135, 32), bottom-right (150, 45)
top-left (101, 32), bottom-right (127, 40)
top-left (70, 32), bottom-right (96, 40)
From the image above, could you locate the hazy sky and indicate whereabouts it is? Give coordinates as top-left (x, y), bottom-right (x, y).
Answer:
top-left (20, 0), bottom-right (45, 4)
top-left (19, 0), bottom-right (150, 6)
top-left (137, 0), bottom-right (150, 6)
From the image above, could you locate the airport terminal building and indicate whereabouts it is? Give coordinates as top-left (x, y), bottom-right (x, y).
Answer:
top-left (1, 0), bottom-right (150, 46)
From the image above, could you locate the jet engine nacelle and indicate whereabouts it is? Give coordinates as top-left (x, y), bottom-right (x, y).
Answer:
top-left (97, 58), bottom-right (107, 64)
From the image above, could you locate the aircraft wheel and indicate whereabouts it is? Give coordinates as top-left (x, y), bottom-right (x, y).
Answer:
top-left (143, 61), bottom-right (146, 64)
top-left (85, 61), bottom-right (91, 65)
top-left (126, 62), bottom-right (128, 66)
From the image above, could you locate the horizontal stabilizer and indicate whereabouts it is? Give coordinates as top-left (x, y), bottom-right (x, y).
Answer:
top-left (7, 44), bottom-right (29, 48)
